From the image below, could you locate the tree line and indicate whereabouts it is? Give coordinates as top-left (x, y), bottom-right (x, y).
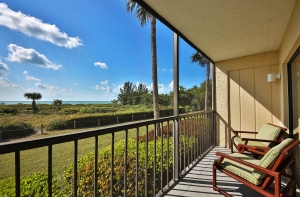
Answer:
top-left (113, 80), bottom-right (212, 111)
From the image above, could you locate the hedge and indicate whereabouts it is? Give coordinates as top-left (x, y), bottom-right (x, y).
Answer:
top-left (0, 122), bottom-right (34, 140)
top-left (46, 108), bottom-right (185, 131)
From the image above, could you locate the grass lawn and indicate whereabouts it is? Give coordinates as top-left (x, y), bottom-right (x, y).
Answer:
top-left (0, 124), bottom-right (154, 187)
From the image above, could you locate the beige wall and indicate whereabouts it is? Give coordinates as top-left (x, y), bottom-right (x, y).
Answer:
top-left (215, 51), bottom-right (281, 146)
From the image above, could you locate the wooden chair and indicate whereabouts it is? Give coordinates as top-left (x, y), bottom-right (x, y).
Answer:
top-left (213, 138), bottom-right (299, 197)
top-left (231, 123), bottom-right (287, 156)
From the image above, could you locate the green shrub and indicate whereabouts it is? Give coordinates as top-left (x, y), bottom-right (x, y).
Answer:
top-left (46, 119), bottom-right (68, 131)
top-left (64, 138), bottom-right (173, 196)
top-left (60, 108), bottom-right (79, 115)
top-left (0, 122), bottom-right (34, 140)
top-left (79, 107), bottom-right (117, 114)
top-left (0, 172), bottom-right (64, 197)
top-left (0, 107), bottom-right (19, 114)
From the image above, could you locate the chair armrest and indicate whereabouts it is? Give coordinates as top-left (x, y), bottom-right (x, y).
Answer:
top-left (232, 131), bottom-right (258, 136)
top-left (237, 144), bottom-right (270, 155)
top-left (241, 138), bottom-right (281, 144)
top-left (215, 152), bottom-right (277, 176)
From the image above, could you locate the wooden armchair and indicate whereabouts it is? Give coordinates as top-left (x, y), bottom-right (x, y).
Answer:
top-left (213, 138), bottom-right (299, 197)
top-left (231, 123), bottom-right (286, 156)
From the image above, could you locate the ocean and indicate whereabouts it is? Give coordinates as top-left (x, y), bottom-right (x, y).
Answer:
top-left (0, 101), bottom-right (111, 105)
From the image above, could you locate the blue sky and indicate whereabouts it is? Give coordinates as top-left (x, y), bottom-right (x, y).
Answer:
top-left (0, 0), bottom-right (206, 101)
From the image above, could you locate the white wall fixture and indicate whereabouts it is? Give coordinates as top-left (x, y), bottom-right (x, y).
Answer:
top-left (267, 73), bottom-right (281, 82)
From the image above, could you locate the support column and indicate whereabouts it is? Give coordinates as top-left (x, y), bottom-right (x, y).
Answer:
top-left (173, 32), bottom-right (179, 180)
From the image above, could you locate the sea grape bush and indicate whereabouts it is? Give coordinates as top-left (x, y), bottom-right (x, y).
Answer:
top-left (0, 172), bottom-right (63, 197)
top-left (64, 138), bottom-right (174, 196)
top-left (46, 119), bottom-right (68, 131)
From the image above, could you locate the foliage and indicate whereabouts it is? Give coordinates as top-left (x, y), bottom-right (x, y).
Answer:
top-left (79, 106), bottom-right (117, 114)
top-left (0, 106), bottom-right (19, 114)
top-left (60, 108), bottom-right (79, 115)
top-left (117, 81), bottom-right (151, 105)
top-left (45, 108), bottom-right (177, 131)
top-left (64, 137), bottom-right (173, 196)
top-left (53, 99), bottom-right (62, 111)
top-left (0, 122), bottom-right (34, 140)
top-left (0, 172), bottom-right (64, 197)
top-left (46, 119), bottom-right (68, 131)
top-left (190, 51), bottom-right (206, 66)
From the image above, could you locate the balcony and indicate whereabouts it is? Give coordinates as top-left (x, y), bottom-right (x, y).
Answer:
top-left (0, 110), bottom-right (217, 196)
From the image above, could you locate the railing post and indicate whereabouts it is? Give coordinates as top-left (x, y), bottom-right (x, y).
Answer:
top-left (173, 32), bottom-right (179, 180)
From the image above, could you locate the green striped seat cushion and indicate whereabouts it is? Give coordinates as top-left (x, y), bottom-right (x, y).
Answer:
top-left (232, 136), bottom-right (265, 147)
top-left (218, 153), bottom-right (263, 185)
top-left (256, 124), bottom-right (282, 147)
top-left (252, 138), bottom-right (294, 180)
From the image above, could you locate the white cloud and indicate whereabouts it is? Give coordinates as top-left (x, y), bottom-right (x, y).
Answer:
top-left (149, 81), bottom-right (173, 94)
top-left (35, 82), bottom-right (72, 93)
top-left (162, 68), bottom-right (173, 72)
top-left (74, 83), bottom-right (78, 86)
top-left (94, 62), bottom-right (108, 69)
top-left (112, 85), bottom-right (123, 94)
top-left (0, 77), bottom-right (20, 88)
top-left (101, 80), bottom-right (109, 85)
top-left (94, 85), bottom-right (110, 91)
top-left (23, 70), bottom-right (41, 82)
top-left (0, 3), bottom-right (82, 48)
top-left (36, 82), bottom-right (59, 90)
top-left (25, 75), bottom-right (41, 82)
top-left (7, 44), bottom-right (62, 70)
top-left (168, 80), bottom-right (173, 90)
top-left (0, 60), bottom-right (10, 75)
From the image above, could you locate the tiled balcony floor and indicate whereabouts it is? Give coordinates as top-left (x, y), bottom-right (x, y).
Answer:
top-left (165, 146), bottom-right (300, 197)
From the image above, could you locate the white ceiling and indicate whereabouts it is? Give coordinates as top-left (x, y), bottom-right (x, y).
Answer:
top-left (143, 0), bottom-right (296, 62)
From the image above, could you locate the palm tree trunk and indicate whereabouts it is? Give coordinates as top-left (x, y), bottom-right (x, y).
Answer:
top-left (205, 60), bottom-right (210, 111)
top-left (151, 15), bottom-right (159, 119)
top-left (151, 15), bottom-right (160, 136)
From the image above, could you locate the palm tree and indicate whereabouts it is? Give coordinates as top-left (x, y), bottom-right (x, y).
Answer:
top-left (24, 92), bottom-right (42, 112)
top-left (126, 0), bottom-right (160, 120)
top-left (191, 51), bottom-right (210, 111)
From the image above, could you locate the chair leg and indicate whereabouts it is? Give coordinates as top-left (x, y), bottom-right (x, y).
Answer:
top-left (274, 173), bottom-right (281, 197)
top-left (212, 164), bottom-right (217, 190)
top-left (230, 140), bottom-right (233, 153)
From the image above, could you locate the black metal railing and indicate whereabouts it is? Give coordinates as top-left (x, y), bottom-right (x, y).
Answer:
top-left (0, 110), bottom-right (215, 197)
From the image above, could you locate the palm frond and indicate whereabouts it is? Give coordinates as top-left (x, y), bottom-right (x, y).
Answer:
top-left (190, 51), bottom-right (206, 67)
top-left (126, 0), bottom-right (150, 26)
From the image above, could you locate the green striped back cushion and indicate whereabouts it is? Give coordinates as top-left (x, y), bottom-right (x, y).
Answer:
top-left (252, 138), bottom-right (294, 179)
top-left (256, 124), bottom-right (282, 147)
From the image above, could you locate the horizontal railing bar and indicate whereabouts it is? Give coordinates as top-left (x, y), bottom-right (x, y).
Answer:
top-left (0, 111), bottom-right (214, 154)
